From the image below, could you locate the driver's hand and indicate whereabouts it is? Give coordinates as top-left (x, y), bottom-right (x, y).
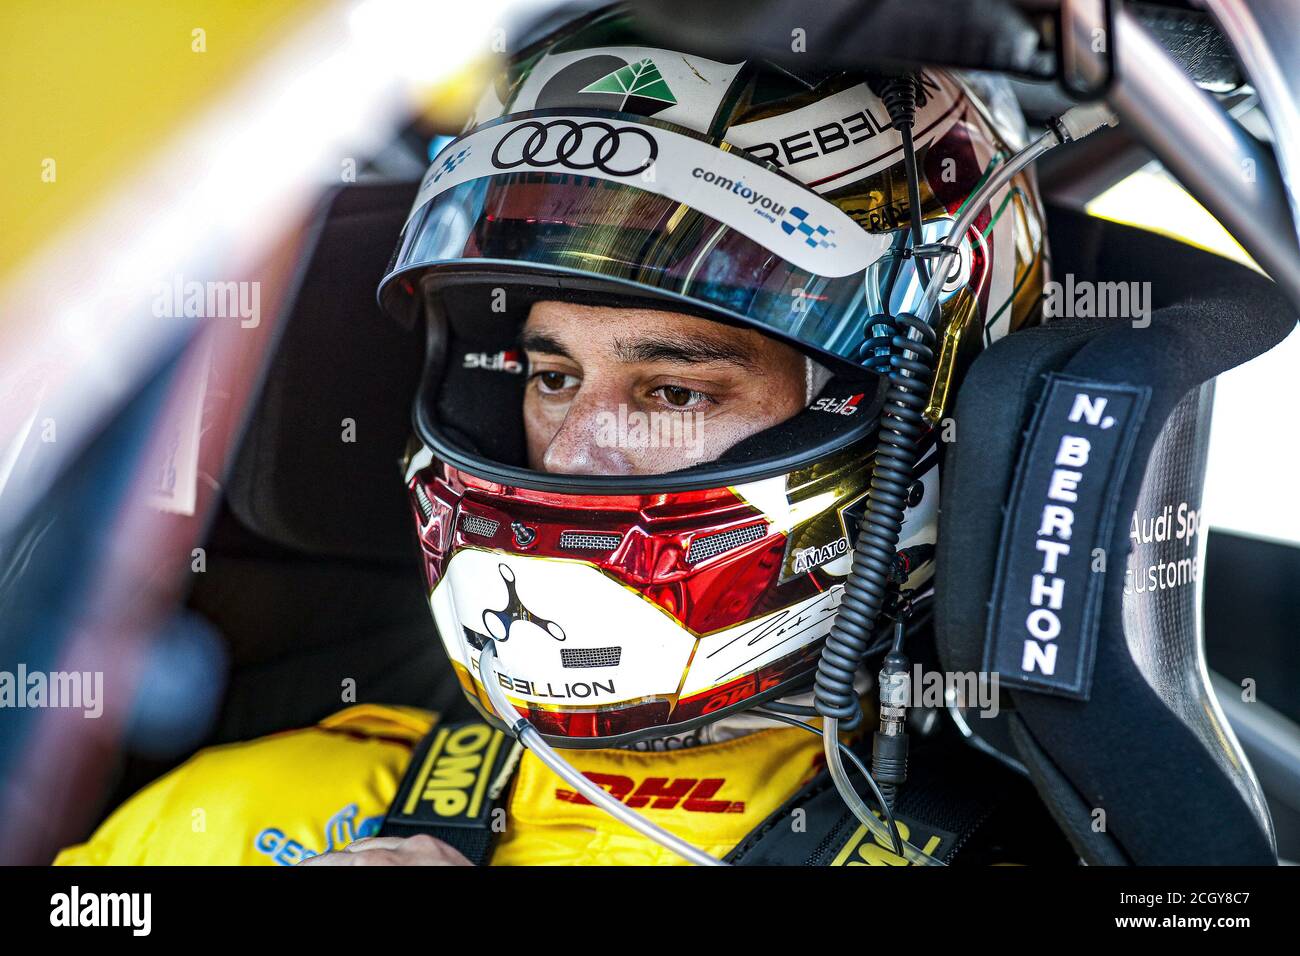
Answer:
top-left (296, 834), bottom-right (473, 866)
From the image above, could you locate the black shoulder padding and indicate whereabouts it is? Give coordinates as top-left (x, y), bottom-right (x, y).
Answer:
top-left (224, 181), bottom-right (425, 563)
top-left (936, 317), bottom-right (1108, 676)
top-left (937, 205), bottom-right (1297, 864)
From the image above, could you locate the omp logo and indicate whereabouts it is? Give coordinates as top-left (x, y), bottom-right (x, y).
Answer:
top-left (831, 816), bottom-right (949, 866)
top-left (491, 119), bottom-right (657, 176)
top-left (463, 350), bottom-right (523, 373)
top-left (811, 393), bottom-right (864, 415)
top-left (405, 724), bottom-right (504, 819)
top-left (557, 773), bottom-right (745, 813)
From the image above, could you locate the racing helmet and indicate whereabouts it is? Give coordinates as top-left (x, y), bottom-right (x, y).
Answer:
top-left (379, 5), bottom-right (1047, 747)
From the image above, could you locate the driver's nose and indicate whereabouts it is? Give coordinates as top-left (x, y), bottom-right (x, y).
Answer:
top-left (540, 386), bottom-right (636, 476)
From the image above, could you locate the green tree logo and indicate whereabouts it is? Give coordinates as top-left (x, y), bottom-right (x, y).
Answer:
top-left (579, 58), bottom-right (677, 112)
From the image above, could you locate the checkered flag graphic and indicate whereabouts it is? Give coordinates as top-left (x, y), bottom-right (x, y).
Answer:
top-left (781, 207), bottom-right (837, 249)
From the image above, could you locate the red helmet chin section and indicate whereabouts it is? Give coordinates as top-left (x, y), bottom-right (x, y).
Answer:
top-left (413, 461), bottom-right (833, 632)
top-left (406, 453), bottom-right (856, 746)
top-left (521, 643), bottom-right (825, 741)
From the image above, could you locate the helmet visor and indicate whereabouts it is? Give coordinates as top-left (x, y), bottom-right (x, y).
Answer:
top-left (380, 111), bottom-right (970, 367)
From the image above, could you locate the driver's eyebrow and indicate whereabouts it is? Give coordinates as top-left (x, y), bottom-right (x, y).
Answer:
top-left (520, 329), bottom-right (574, 360)
top-left (612, 333), bottom-right (759, 370)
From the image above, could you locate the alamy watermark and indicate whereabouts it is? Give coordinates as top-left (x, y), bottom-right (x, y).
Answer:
top-left (152, 274), bottom-right (261, 328)
top-left (905, 666), bottom-right (1001, 718)
top-left (1044, 273), bottom-right (1151, 327)
top-left (50, 886), bottom-right (150, 936)
top-left (0, 665), bottom-right (103, 718)
top-left (594, 404), bottom-right (706, 456)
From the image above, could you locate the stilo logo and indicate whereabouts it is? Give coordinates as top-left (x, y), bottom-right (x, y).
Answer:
top-left (781, 206), bottom-right (838, 250)
top-left (812, 393), bottom-right (864, 416)
top-left (463, 350), bottom-right (523, 373)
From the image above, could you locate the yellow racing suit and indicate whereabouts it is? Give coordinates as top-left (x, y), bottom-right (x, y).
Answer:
top-left (54, 703), bottom-right (829, 866)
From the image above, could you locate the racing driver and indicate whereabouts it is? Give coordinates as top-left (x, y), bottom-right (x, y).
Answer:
top-left (56, 5), bottom-right (1069, 867)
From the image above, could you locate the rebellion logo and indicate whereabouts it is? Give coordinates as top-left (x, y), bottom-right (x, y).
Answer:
top-left (491, 119), bottom-right (657, 176)
top-left (495, 672), bottom-right (615, 700)
top-left (556, 773), bottom-right (745, 813)
top-left (482, 563), bottom-right (566, 642)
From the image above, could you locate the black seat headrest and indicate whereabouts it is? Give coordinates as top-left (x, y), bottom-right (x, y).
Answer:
top-left (936, 205), bottom-right (1297, 863)
top-left (224, 181), bottom-right (424, 563)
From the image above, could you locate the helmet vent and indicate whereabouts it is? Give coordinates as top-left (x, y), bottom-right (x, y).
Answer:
top-left (560, 646), bottom-right (622, 669)
top-left (559, 531), bottom-right (623, 552)
top-left (686, 523), bottom-right (767, 564)
top-left (413, 484), bottom-right (435, 522)
top-left (460, 513), bottom-right (500, 537)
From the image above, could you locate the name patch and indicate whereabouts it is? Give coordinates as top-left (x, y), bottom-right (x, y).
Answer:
top-left (984, 375), bottom-right (1149, 699)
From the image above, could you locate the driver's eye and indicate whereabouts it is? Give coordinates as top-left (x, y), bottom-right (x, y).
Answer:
top-left (534, 370), bottom-right (578, 393)
top-left (660, 385), bottom-right (694, 407)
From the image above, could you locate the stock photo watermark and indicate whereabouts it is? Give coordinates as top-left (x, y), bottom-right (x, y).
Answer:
top-left (906, 666), bottom-right (1002, 718)
top-left (152, 274), bottom-right (261, 328)
top-left (1044, 274), bottom-right (1151, 327)
top-left (593, 404), bottom-right (707, 457)
top-left (0, 665), bottom-right (103, 718)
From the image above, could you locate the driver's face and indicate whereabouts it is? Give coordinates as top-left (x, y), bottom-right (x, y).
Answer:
top-left (522, 300), bottom-right (808, 475)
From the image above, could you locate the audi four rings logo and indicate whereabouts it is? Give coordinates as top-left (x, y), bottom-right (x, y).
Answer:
top-left (491, 120), bottom-right (658, 176)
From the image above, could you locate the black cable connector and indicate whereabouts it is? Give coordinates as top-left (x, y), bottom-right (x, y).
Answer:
top-left (872, 620), bottom-right (911, 811)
